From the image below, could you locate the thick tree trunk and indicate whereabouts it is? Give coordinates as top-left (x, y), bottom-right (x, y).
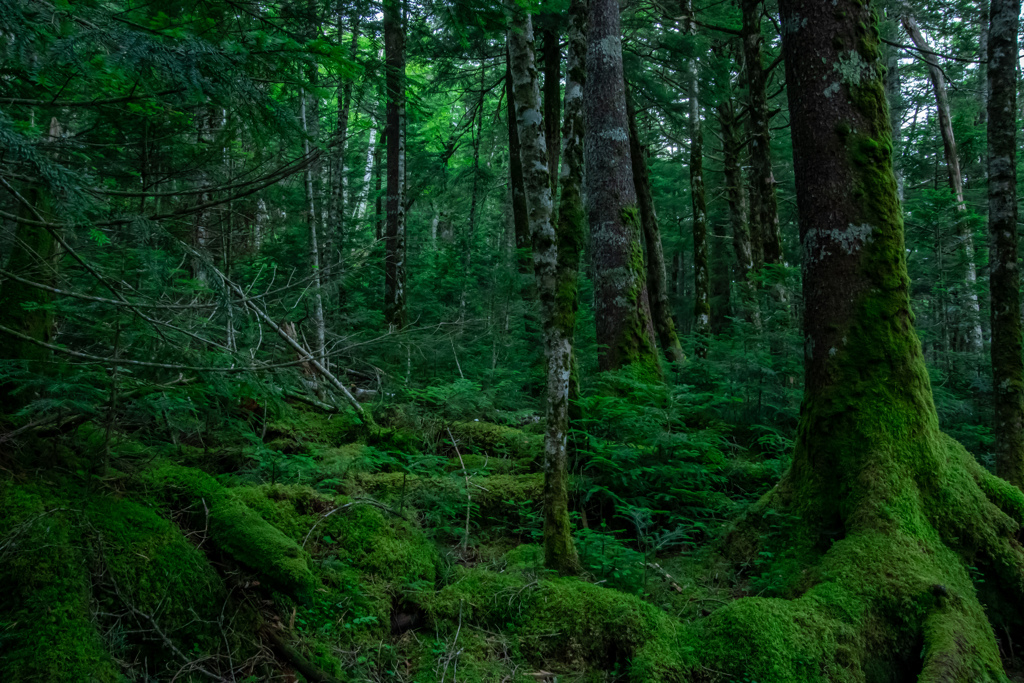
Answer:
top-left (718, 98), bottom-right (759, 327)
top-left (508, 6), bottom-right (580, 575)
top-left (383, 0), bottom-right (407, 331)
top-left (740, 0), bottom-right (782, 268)
top-left (686, 3), bottom-right (710, 357)
top-left (901, 8), bottom-right (984, 353)
top-left (584, 0), bottom-right (661, 379)
top-left (626, 89), bottom-right (685, 362)
top-left (987, 0), bottom-right (1023, 488)
top-left (690, 2), bottom-right (1024, 679)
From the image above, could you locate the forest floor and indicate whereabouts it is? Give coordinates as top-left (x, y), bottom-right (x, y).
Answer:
top-left (0, 391), bottom-right (1018, 681)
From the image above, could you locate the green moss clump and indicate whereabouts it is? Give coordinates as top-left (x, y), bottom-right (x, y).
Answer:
top-left (144, 464), bottom-right (317, 597)
top-left (0, 482), bottom-right (121, 682)
top-left (444, 421), bottom-right (542, 465)
top-left (354, 472), bottom-right (544, 521)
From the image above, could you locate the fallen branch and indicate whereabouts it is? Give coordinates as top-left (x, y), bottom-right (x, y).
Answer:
top-left (262, 627), bottom-right (344, 683)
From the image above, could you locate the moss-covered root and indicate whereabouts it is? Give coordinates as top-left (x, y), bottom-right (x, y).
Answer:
top-left (144, 464), bottom-right (317, 597)
top-left (694, 434), bottom-right (1024, 683)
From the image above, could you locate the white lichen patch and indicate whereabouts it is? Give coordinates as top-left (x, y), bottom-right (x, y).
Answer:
top-left (804, 223), bottom-right (876, 263)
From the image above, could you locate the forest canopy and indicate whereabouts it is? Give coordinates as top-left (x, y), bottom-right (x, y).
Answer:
top-left (2, 0), bottom-right (1024, 681)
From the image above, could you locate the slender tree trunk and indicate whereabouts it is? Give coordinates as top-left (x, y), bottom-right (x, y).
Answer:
top-left (355, 127), bottom-right (376, 221)
top-left (987, 0), bottom-right (1023, 487)
top-left (508, 6), bottom-right (580, 575)
top-left (374, 129), bottom-right (385, 242)
top-left (301, 93), bottom-right (328, 379)
top-left (626, 89), bottom-right (685, 362)
top-left (686, 2), bottom-right (710, 357)
top-left (719, 98), bottom-right (759, 327)
top-left (541, 17), bottom-right (561, 195)
top-left (585, 0), bottom-right (661, 379)
top-left (691, 2), bottom-right (1024, 677)
top-left (901, 7), bottom-right (983, 352)
top-left (741, 0), bottom-right (781, 267)
top-left (383, 0), bottom-right (407, 331)
top-left (462, 59), bottom-right (487, 319)
top-left (883, 38), bottom-right (905, 201)
top-left (710, 219), bottom-right (732, 334)
top-left (329, 14), bottom-right (360, 312)
top-left (507, 48), bottom-right (532, 276)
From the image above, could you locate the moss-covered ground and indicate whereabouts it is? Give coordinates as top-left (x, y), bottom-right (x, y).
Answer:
top-left (2, 395), bottom-right (1020, 682)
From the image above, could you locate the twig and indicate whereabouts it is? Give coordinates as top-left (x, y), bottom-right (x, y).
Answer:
top-left (447, 428), bottom-right (472, 551)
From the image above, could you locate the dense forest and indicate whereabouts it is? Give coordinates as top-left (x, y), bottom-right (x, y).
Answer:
top-left (4, 0), bottom-right (1024, 680)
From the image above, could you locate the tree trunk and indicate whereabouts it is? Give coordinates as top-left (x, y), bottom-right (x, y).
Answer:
top-left (901, 7), bottom-right (984, 353)
top-left (686, 2), bottom-right (710, 357)
top-left (710, 218), bottom-right (732, 334)
top-left (300, 93), bottom-right (328, 379)
top-left (987, 0), bottom-right (1023, 488)
top-left (541, 17), bottom-right (561, 196)
top-left (718, 97), bottom-right (759, 327)
top-left (329, 14), bottom-right (360, 312)
top-left (741, 0), bottom-right (782, 268)
top-left (383, 0), bottom-right (407, 331)
top-left (508, 6), bottom-right (580, 575)
top-left (507, 47), bottom-right (532, 276)
top-left (584, 0), bottom-right (661, 380)
top-left (691, 2), bottom-right (1024, 678)
top-left (462, 59), bottom-right (487, 320)
top-left (626, 88), bottom-right (685, 362)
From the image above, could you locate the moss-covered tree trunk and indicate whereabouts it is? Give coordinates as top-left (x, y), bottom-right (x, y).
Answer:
top-left (987, 0), bottom-right (1023, 488)
top-left (740, 0), bottom-right (781, 268)
top-left (626, 89), bottom-right (685, 363)
top-left (584, 0), bottom-right (661, 379)
top-left (383, 0), bottom-right (407, 331)
top-left (686, 3), bottom-right (710, 358)
top-left (718, 97), bottom-right (759, 328)
top-left (508, 8), bottom-right (580, 575)
top-left (0, 188), bottom-right (55, 413)
top-left (691, 1), bottom-right (1024, 679)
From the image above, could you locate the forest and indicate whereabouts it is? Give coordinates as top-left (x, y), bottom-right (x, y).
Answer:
top-left (3, 0), bottom-right (1024, 680)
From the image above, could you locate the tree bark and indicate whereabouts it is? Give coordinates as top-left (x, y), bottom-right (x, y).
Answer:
top-left (987, 0), bottom-right (1023, 488)
top-left (584, 0), bottom-right (661, 379)
top-left (686, 1), bottom-right (710, 357)
top-left (740, 0), bottom-right (781, 268)
top-left (383, 0), bottom-right (407, 331)
top-left (689, 2), bottom-right (1024, 678)
top-left (541, 17), bottom-right (561, 196)
top-left (901, 7), bottom-right (983, 353)
top-left (718, 97), bottom-right (759, 327)
top-left (626, 88), bottom-right (685, 362)
top-left (508, 6), bottom-right (580, 575)
top-left (506, 48), bottom-right (532, 276)
top-left (329, 13), bottom-right (360, 312)
top-left (300, 93), bottom-right (328, 379)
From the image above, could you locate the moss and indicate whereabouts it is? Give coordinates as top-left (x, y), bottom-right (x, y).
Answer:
top-left (354, 472), bottom-right (544, 521)
top-left (445, 421), bottom-right (542, 464)
top-left (264, 405), bottom-right (363, 448)
top-left (424, 568), bottom-right (687, 680)
top-left (0, 481), bottom-right (121, 682)
top-left (144, 464), bottom-right (317, 597)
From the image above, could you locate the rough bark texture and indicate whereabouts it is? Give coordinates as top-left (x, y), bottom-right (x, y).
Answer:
top-left (901, 7), bottom-right (983, 353)
top-left (383, 0), bottom-right (407, 331)
top-left (710, 219), bottom-right (732, 334)
top-left (626, 89), bottom-right (685, 362)
top-left (685, 2), bottom-right (1024, 679)
top-left (719, 98), bottom-right (759, 327)
top-left (686, 3), bottom-right (710, 357)
top-left (508, 8), bottom-right (579, 575)
top-left (741, 0), bottom-right (782, 268)
top-left (987, 0), bottom-right (1023, 488)
top-left (584, 0), bottom-right (661, 380)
